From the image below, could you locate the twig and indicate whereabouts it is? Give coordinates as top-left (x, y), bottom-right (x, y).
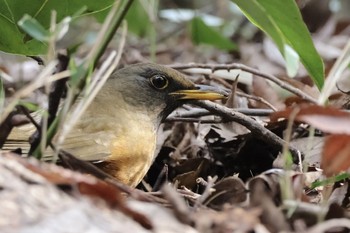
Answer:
top-left (169, 108), bottom-right (273, 118)
top-left (283, 200), bottom-right (327, 216)
top-left (161, 184), bottom-right (193, 225)
top-left (194, 176), bottom-right (217, 209)
top-left (29, 54), bottom-right (69, 154)
top-left (307, 218), bottom-right (350, 233)
top-left (0, 110), bottom-right (28, 148)
top-left (237, 91), bottom-right (278, 111)
top-left (193, 100), bottom-right (302, 162)
top-left (212, 76), bottom-right (278, 111)
top-left (152, 164), bottom-right (168, 191)
top-left (17, 106), bottom-right (41, 131)
top-left (32, 2), bottom-right (132, 158)
top-left (47, 54), bottom-right (70, 124)
top-left (171, 108), bottom-right (212, 118)
top-left (0, 62), bottom-right (70, 123)
top-left (171, 63), bottom-right (318, 104)
top-left (17, 105), bottom-right (58, 151)
top-left (176, 187), bottom-right (201, 202)
top-left (166, 117), bottom-right (224, 123)
top-left (282, 107), bottom-right (303, 173)
top-left (225, 74), bottom-right (239, 109)
top-left (196, 177), bottom-right (208, 186)
top-left (89, 0), bottom-right (134, 67)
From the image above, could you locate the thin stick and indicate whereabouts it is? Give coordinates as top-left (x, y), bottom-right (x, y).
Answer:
top-left (212, 76), bottom-right (278, 111)
top-left (237, 91), bottom-right (278, 112)
top-left (307, 218), bottom-right (350, 233)
top-left (171, 63), bottom-right (318, 104)
top-left (29, 54), bottom-right (69, 154)
top-left (193, 100), bottom-right (302, 161)
top-left (169, 108), bottom-right (273, 118)
top-left (166, 117), bottom-right (223, 123)
top-left (194, 176), bottom-right (217, 209)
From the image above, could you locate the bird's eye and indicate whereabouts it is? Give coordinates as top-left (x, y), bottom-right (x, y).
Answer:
top-left (150, 74), bottom-right (168, 89)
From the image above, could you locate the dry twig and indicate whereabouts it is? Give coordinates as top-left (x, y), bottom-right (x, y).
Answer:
top-left (193, 100), bottom-right (302, 161)
top-left (171, 63), bottom-right (318, 104)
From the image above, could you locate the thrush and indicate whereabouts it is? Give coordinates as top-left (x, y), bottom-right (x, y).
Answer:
top-left (6, 63), bottom-right (227, 187)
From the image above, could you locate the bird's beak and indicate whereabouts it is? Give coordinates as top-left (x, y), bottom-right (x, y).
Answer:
top-left (170, 84), bottom-right (228, 100)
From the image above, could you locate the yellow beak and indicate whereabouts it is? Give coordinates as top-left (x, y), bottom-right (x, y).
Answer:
top-left (170, 84), bottom-right (228, 101)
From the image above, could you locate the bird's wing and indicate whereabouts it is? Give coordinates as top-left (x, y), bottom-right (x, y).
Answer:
top-left (3, 119), bottom-right (114, 162)
top-left (50, 130), bottom-right (114, 161)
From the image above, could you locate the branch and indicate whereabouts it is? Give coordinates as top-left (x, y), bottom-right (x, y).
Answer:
top-left (29, 54), bottom-right (69, 154)
top-left (193, 100), bottom-right (302, 161)
top-left (171, 63), bottom-right (318, 104)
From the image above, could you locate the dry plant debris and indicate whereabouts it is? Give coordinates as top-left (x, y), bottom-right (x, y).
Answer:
top-left (2, 1), bottom-right (350, 233)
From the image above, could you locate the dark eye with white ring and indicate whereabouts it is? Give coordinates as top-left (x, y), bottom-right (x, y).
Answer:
top-left (150, 74), bottom-right (168, 89)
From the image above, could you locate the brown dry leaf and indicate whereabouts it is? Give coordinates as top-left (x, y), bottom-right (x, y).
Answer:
top-left (328, 183), bottom-right (349, 208)
top-left (248, 176), bottom-right (290, 232)
top-left (252, 75), bottom-right (285, 110)
top-left (270, 105), bottom-right (350, 134)
top-left (205, 176), bottom-right (247, 210)
top-left (173, 158), bottom-right (210, 189)
top-left (0, 152), bottom-right (202, 232)
top-left (284, 96), bottom-right (312, 106)
top-left (194, 207), bottom-right (263, 233)
top-left (279, 75), bottom-right (320, 98)
top-left (321, 134), bottom-right (350, 176)
top-left (22, 156), bottom-right (126, 206)
top-left (289, 136), bottom-right (325, 168)
top-left (12, 153), bottom-right (153, 229)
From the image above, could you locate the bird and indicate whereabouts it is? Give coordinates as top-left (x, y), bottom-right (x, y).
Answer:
top-left (5, 63), bottom-right (227, 187)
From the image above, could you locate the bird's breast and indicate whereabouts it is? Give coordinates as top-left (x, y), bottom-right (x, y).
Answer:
top-left (62, 94), bottom-right (161, 187)
top-left (73, 108), bottom-right (159, 187)
top-left (94, 122), bottom-right (157, 187)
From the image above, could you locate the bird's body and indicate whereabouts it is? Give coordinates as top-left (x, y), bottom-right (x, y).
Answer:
top-left (65, 89), bottom-right (159, 186)
top-left (5, 63), bottom-right (227, 187)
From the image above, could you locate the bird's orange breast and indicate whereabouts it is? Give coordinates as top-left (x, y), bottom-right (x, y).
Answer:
top-left (99, 129), bottom-right (157, 187)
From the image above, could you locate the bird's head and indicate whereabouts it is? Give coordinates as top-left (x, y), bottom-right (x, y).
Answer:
top-left (104, 63), bottom-right (228, 124)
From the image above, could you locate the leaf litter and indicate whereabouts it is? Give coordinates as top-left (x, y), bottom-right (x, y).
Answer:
top-left (2, 2), bottom-right (350, 233)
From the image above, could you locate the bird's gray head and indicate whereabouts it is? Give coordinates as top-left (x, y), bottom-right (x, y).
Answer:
top-left (102, 63), bottom-right (227, 124)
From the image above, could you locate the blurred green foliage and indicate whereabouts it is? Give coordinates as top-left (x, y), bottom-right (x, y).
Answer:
top-left (190, 17), bottom-right (236, 51)
top-left (0, 0), bottom-right (325, 88)
top-left (232, 0), bottom-right (324, 89)
top-left (0, 0), bottom-right (114, 55)
top-left (125, 1), bottom-right (151, 37)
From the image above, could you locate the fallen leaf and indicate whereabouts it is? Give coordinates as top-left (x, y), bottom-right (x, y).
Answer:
top-left (173, 158), bottom-right (210, 189)
top-left (205, 176), bottom-right (247, 210)
top-left (10, 153), bottom-right (153, 229)
top-left (322, 134), bottom-right (350, 176)
top-left (270, 105), bottom-right (350, 134)
top-left (252, 75), bottom-right (285, 110)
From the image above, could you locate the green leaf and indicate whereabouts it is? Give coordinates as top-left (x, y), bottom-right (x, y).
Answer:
top-left (311, 172), bottom-right (350, 189)
top-left (190, 17), bottom-right (236, 51)
top-left (68, 60), bottom-right (82, 87)
top-left (231, 0), bottom-right (325, 89)
top-left (0, 0), bottom-right (114, 55)
top-left (125, 0), bottom-right (151, 37)
top-left (18, 14), bottom-right (50, 42)
top-left (284, 45), bottom-right (299, 77)
top-left (18, 101), bottom-right (40, 112)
